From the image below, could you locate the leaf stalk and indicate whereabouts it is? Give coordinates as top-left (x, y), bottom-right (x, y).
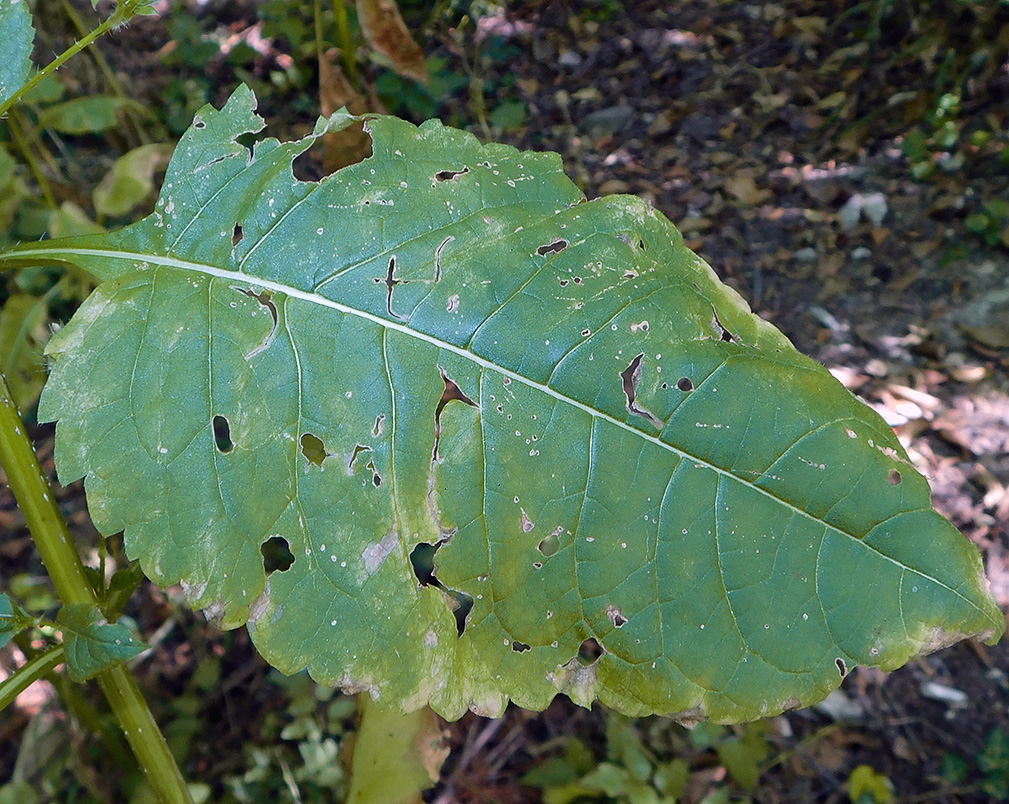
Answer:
top-left (0, 373), bottom-right (193, 804)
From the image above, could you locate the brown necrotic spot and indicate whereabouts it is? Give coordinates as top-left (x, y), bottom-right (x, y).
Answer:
top-left (300, 432), bottom-right (327, 466)
top-left (536, 239), bottom-right (569, 256)
top-left (261, 535), bottom-right (294, 574)
top-left (213, 415), bottom-right (233, 453)
top-left (619, 354), bottom-right (663, 429)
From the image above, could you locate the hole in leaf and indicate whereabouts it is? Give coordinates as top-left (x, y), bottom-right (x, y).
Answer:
top-left (511, 640), bottom-right (531, 653)
top-left (637, 239), bottom-right (646, 250)
top-left (366, 459), bottom-right (382, 487)
top-left (192, 116), bottom-right (205, 129)
top-left (348, 443), bottom-right (371, 471)
top-left (410, 541), bottom-right (472, 636)
top-left (536, 239), bottom-right (569, 256)
top-left (619, 354), bottom-right (663, 429)
top-left (537, 533), bottom-right (560, 557)
top-left (888, 469), bottom-right (902, 485)
top-left (300, 433), bottom-right (327, 466)
top-left (213, 415), bottom-right (233, 453)
top-left (449, 590), bottom-right (473, 636)
top-left (433, 369), bottom-right (478, 462)
top-left (261, 536), bottom-right (294, 574)
top-left (232, 286), bottom-right (278, 359)
top-left (232, 223), bottom-right (243, 247)
top-left (433, 236), bottom-right (455, 283)
top-left (835, 657), bottom-right (848, 677)
top-left (410, 542), bottom-right (438, 586)
top-left (577, 637), bottom-right (603, 666)
top-left (372, 415), bottom-right (386, 437)
top-left (434, 167), bottom-right (470, 182)
top-left (373, 256), bottom-right (406, 320)
top-left (677, 377), bottom-right (694, 392)
top-left (711, 306), bottom-right (737, 342)
top-left (605, 604), bottom-right (628, 628)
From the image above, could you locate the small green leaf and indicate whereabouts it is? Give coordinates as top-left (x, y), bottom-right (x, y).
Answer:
top-left (716, 730), bottom-right (771, 791)
top-left (37, 96), bottom-right (136, 135)
top-left (983, 771), bottom-right (1009, 801)
top-left (0, 293), bottom-right (49, 411)
top-left (22, 73), bottom-right (63, 105)
top-left (491, 100), bottom-right (528, 132)
top-left (980, 729), bottom-right (1009, 774)
top-left (0, 0), bottom-right (34, 107)
top-left (56, 604), bottom-right (146, 682)
top-left (92, 143), bottom-right (174, 218)
top-left (848, 764), bottom-right (895, 804)
top-left (0, 594), bottom-right (34, 648)
top-left (940, 752), bottom-right (969, 784)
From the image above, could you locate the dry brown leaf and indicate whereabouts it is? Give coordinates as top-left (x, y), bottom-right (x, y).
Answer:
top-left (357, 0), bottom-right (427, 83)
top-left (724, 173), bottom-right (772, 205)
top-left (318, 48), bottom-right (373, 172)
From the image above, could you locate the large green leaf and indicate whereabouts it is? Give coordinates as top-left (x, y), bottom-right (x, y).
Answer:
top-left (0, 0), bottom-right (34, 107)
top-left (12, 85), bottom-right (1002, 721)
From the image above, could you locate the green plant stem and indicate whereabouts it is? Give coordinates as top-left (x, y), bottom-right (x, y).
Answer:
top-left (7, 109), bottom-right (58, 208)
top-left (0, 0), bottom-right (144, 119)
top-left (0, 644), bottom-right (64, 711)
top-left (0, 374), bottom-right (193, 804)
top-left (330, 0), bottom-right (360, 88)
top-left (57, 0), bottom-right (166, 145)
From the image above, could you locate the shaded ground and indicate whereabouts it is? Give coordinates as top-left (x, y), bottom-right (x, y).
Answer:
top-left (2, 0), bottom-right (1009, 802)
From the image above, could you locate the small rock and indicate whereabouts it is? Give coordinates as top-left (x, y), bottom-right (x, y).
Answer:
top-left (581, 105), bottom-right (635, 137)
top-left (839, 192), bottom-right (888, 229)
top-left (796, 246), bottom-right (818, 261)
top-left (558, 49), bottom-right (582, 67)
top-left (851, 246), bottom-right (872, 260)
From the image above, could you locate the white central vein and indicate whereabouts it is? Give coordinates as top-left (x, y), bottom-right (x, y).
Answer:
top-left (28, 245), bottom-right (980, 611)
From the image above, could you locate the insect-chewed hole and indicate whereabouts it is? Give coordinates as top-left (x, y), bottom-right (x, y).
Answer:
top-left (577, 638), bottom-right (603, 666)
top-left (536, 239), bottom-right (569, 256)
top-left (410, 542), bottom-right (438, 586)
top-left (261, 536), bottom-right (294, 574)
top-left (232, 223), bottom-right (243, 246)
top-left (511, 640), bottom-right (531, 653)
top-left (212, 415), bottom-right (234, 453)
top-left (300, 433), bottom-right (327, 466)
top-left (450, 590), bottom-right (473, 636)
top-left (434, 167), bottom-right (469, 182)
top-left (606, 604), bottom-right (628, 628)
top-left (537, 533), bottom-right (560, 557)
top-left (888, 469), bottom-right (902, 485)
top-left (676, 377), bottom-right (694, 392)
top-left (835, 657), bottom-right (848, 677)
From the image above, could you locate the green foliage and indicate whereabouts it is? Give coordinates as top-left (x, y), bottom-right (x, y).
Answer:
top-left (847, 764), bottom-right (895, 804)
top-left (375, 55), bottom-right (468, 119)
top-left (56, 603), bottom-right (146, 682)
top-left (0, 0), bottom-right (35, 107)
top-left (0, 593), bottom-right (33, 647)
top-left (3, 85), bottom-right (998, 726)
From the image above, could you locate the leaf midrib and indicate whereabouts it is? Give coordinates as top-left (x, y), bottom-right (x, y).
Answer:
top-left (28, 244), bottom-right (980, 614)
